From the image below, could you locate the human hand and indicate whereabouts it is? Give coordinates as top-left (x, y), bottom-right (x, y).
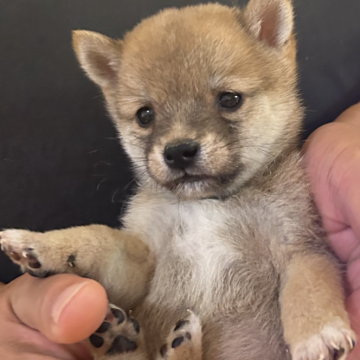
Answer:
top-left (305, 102), bottom-right (360, 359)
top-left (0, 273), bottom-right (107, 359)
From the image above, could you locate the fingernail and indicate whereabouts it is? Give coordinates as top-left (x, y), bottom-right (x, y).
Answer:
top-left (52, 281), bottom-right (89, 324)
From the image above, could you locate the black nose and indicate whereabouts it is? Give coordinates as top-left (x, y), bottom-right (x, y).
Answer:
top-left (164, 141), bottom-right (200, 170)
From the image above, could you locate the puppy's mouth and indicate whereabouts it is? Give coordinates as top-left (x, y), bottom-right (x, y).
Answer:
top-left (161, 169), bottom-right (241, 199)
top-left (171, 173), bottom-right (233, 185)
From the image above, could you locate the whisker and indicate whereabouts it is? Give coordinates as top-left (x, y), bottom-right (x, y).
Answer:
top-left (96, 178), bottom-right (108, 191)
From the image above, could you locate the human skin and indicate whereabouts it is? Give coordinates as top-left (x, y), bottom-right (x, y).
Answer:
top-left (304, 102), bottom-right (360, 359)
top-left (0, 274), bottom-right (107, 359)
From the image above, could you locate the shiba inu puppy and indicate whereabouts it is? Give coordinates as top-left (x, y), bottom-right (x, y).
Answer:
top-left (0, 0), bottom-right (356, 359)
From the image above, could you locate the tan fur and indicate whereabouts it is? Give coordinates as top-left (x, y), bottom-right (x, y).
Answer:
top-left (0, 1), bottom-right (355, 360)
top-left (281, 254), bottom-right (353, 359)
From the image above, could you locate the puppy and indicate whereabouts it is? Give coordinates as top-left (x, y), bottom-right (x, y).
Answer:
top-left (0, 1), bottom-right (356, 359)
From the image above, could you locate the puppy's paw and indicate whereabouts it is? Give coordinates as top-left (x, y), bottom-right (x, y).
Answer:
top-left (90, 304), bottom-right (144, 360)
top-left (158, 311), bottom-right (202, 360)
top-left (293, 323), bottom-right (356, 360)
top-left (0, 229), bottom-right (75, 277)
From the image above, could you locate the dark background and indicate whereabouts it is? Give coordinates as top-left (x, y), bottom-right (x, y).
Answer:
top-left (0, 0), bottom-right (360, 283)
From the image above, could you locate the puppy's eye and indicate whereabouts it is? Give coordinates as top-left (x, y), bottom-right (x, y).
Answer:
top-left (136, 106), bottom-right (155, 127)
top-left (217, 92), bottom-right (243, 111)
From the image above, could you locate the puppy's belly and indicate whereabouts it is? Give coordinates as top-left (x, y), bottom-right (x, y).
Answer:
top-left (131, 251), bottom-right (287, 360)
top-left (202, 315), bottom-right (290, 360)
top-left (133, 302), bottom-right (288, 360)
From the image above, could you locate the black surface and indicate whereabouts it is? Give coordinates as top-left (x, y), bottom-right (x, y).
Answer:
top-left (0, 0), bottom-right (360, 283)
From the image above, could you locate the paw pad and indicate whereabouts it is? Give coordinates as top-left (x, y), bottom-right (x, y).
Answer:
top-left (96, 322), bottom-right (111, 333)
top-left (159, 311), bottom-right (202, 359)
top-left (0, 231), bottom-right (44, 272)
top-left (1, 239), bottom-right (42, 270)
top-left (89, 304), bottom-right (141, 356)
top-left (90, 334), bottom-right (104, 348)
top-left (107, 335), bottom-right (137, 355)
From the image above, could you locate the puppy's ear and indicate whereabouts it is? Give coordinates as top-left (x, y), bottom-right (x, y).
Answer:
top-left (72, 30), bottom-right (121, 88)
top-left (243, 0), bottom-right (294, 48)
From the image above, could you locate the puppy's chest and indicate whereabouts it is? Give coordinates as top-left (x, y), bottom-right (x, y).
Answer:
top-left (171, 207), bottom-right (230, 262)
top-left (166, 207), bottom-right (232, 280)
top-left (163, 202), bottom-right (236, 263)
top-left (139, 201), bottom-right (276, 312)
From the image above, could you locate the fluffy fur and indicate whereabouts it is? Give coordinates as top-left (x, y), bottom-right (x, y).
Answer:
top-left (0, 1), bottom-right (356, 359)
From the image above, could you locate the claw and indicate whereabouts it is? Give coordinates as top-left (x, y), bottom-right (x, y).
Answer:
top-left (67, 254), bottom-right (76, 267)
top-left (346, 335), bottom-right (355, 350)
top-left (352, 339), bottom-right (356, 350)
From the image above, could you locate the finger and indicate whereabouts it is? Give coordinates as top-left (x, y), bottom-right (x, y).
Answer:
top-left (335, 102), bottom-right (360, 127)
top-left (304, 121), bottom-right (360, 240)
top-left (6, 274), bottom-right (107, 344)
top-left (330, 140), bottom-right (360, 241)
top-left (333, 103), bottom-right (360, 239)
top-left (328, 228), bottom-right (359, 263)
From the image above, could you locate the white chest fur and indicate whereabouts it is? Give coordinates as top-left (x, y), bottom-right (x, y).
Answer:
top-left (123, 194), bottom-right (273, 314)
top-left (125, 195), bottom-right (234, 262)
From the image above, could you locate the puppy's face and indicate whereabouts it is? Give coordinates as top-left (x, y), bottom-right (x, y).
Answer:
top-left (73, 0), bottom-right (301, 200)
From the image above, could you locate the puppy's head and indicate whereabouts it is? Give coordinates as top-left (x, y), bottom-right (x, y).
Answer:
top-left (73, 0), bottom-right (301, 200)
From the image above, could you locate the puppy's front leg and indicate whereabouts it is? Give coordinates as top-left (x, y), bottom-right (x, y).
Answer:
top-left (0, 225), bottom-right (155, 308)
top-left (281, 253), bottom-right (356, 360)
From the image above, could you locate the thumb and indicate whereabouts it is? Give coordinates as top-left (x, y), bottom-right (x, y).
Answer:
top-left (304, 104), bottom-right (360, 239)
top-left (332, 103), bottom-right (360, 239)
top-left (6, 273), bottom-right (108, 344)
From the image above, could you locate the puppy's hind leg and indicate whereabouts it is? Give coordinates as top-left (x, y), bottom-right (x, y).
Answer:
top-left (157, 311), bottom-right (203, 360)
